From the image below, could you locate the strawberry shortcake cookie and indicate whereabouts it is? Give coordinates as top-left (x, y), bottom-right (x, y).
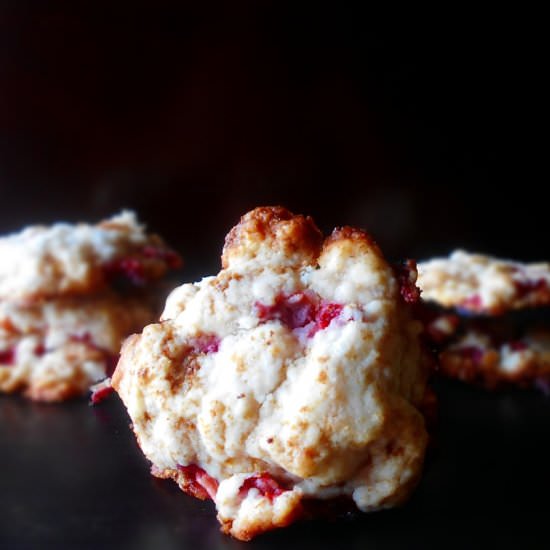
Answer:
top-left (418, 250), bottom-right (550, 390)
top-left (113, 206), bottom-right (431, 540)
top-left (417, 250), bottom-right (550, 315)
top-left (0, 211), bottom-right (181, 402)
top-left (0, 210), bottom-right (180, 303)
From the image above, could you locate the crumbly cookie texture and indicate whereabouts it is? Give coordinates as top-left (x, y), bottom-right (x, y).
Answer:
top-left (417, 250), bottom-right (550, 315)
top-left (0, 210), bottom-right (181, 303)
top-left (113, 206), bottom-right (429, 541)
top-left (0, 294), bottom-right (153, 402)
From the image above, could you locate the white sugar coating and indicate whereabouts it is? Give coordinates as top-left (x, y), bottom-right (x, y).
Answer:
top-left (113, 207), bottom-right (429, 540)
top-left (418, 250), bottom-right (550, 314)
top-left (0, 211), bottom-right (178, 302)
top-left (0, 293), bottom-right (154, 401)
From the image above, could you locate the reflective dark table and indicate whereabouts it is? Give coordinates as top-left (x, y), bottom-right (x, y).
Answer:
top-left (1, 378), bottom-right (549, 549)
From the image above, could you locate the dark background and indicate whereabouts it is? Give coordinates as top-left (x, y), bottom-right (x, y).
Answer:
top-left (1, 4), bottom-right (549, 549)
top-left (0, 3), bottom-right (545, 279)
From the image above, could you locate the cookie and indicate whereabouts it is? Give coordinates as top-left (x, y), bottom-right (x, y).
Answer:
top-left (0, 294), bottom-right (153, 402)
top-left (112, 206), bottom-right (430, 540)
top-left (418, 302), bottom-right (550, 390)
top-left (0, 211), bottom-right (181, 303)
top-left (438, 326), bottom-right (550, 390)
top-left (417, 250), bottom-right (550, 315)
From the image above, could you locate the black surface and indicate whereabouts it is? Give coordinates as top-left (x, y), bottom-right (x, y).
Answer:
top-left (0, 5), bottom-right (547, 270)
top-left (1, 379), bottom-right (549, 549)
